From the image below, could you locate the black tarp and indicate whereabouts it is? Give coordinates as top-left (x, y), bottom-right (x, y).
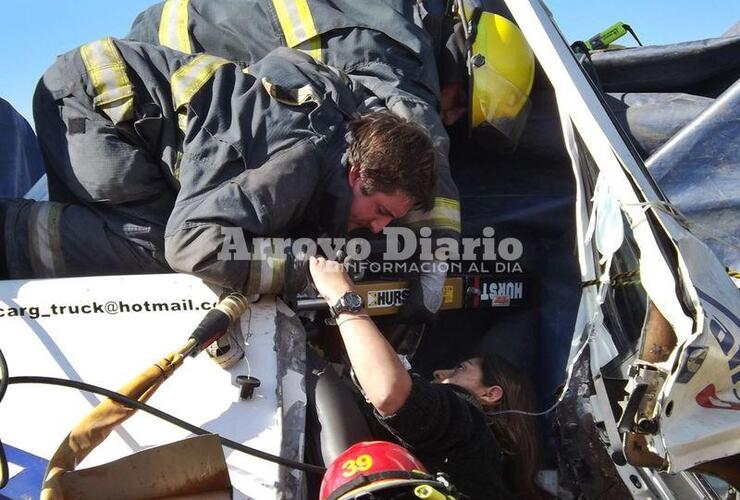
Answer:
top-left (0, 98), bottom-right (44, 197)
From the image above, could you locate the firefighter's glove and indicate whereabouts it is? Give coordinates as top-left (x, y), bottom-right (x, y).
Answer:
top-left (396, 263), bottom-right (446, 326)
top-left (282, 247), bottom-right (310, 295)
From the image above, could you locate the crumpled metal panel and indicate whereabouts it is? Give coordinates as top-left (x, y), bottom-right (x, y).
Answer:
top-left (645, 79), bottom-right (740, 273)
top-left (275, 299), bottom-right (308, 500)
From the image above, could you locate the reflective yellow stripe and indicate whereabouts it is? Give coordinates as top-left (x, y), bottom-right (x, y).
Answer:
top-left (271, 0), bottom-right (322, 62)
top-left (79, 38), bottom-right (134, 124)
top-left (245, 239), bottom-right (286, 295)
top-left (177, 112), bottom-right (188, 133)
top-left (171, 55), bottom-right (229, 179)
top-left (171, 54), bottom-right (230, 132)
top-left (299, 36), bottom-right (322, 63)
top-left (402, 197), bottom-right (462, 233)
top-left (28, 203), bottom-right (66, 278)
top-left (171, 54), bottom-right (230, 110)
top-left (271, 0), bottom-right (317, 46)
top-left (159, 0), bottom-right (192, 53)
top-left (173, 151), bottom-right (183, 182)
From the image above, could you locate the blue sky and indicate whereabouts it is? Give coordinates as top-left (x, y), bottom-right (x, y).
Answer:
top-left (2, 1), bottom-right (739, 127)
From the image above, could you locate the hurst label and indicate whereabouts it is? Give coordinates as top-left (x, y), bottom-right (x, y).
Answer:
top-left (367, 288), bottom-right (410, 309)
top-left (355, 278), bottom-right (463, 316)
top-left (465, 277), bottom-right (529, 308)
top-left (481, 281), bottom-right (524, 304)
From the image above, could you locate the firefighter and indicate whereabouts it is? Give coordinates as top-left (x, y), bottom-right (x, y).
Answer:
top-left (0, 40), bottom-right (436, 295)
top-left (319, 441), bottom-right (461, 500)
top-left (127, 0), bottom-right (460, 325)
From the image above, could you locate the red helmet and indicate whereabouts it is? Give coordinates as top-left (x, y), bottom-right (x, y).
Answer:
top-left (319, 441), bottom-right (457, 500)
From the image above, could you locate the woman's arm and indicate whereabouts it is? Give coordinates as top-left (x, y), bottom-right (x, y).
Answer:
top-left (309, 256), bottom-right (412, 416)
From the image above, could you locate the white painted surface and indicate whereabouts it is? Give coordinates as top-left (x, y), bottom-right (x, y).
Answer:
top-left (0, 273), bottom-right (299, 499)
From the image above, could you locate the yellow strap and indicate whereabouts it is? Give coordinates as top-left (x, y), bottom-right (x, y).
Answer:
top-left (79, 38), bottom-right (134, 124)
top-left (271, 0), bottom-right (322, 62)
top-left (402, 197), bottom-right (462, 233)
top-left (159, 0), bottom-right (192, 53)
top-left (171, 54), bottom-right (230, 133)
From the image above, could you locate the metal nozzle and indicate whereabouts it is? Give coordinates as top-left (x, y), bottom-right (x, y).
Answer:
top-left (186, 292), bottom-right (253, 357)
top-left (178, 338), bottom-right (199, 358)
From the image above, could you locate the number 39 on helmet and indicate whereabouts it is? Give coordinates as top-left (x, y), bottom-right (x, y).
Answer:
top-left (319, 441), bottom-right (458, 499)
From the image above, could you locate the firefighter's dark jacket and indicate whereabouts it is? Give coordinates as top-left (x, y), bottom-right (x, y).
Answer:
top-left (30, 39), bottom-right (357, 292)
top-left (166, 49), bottom-right (355, 292)
top-left (128, 0), bottom-right (461, 240)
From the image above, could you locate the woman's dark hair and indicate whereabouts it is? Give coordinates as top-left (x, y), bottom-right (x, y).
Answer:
top-left (479, 352), bottom-right (546, 500)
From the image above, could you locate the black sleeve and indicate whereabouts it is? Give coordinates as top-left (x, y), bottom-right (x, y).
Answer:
top-left (374, 374), bottom-right (481, 455)
top-left (126, 3), bottom-right (164, 43)
top-left (438, 18), bottom-right (467, 87)
top-left (164, 139), bottom-right (321, 293)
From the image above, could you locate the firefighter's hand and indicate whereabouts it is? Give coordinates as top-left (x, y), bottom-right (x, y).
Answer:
top-left (396, 264), bottom-right (446, 326)
top-left (309, 256), bottom-right (355, 305)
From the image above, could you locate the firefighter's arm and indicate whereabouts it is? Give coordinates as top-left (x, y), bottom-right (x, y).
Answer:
top-left (385, 90), bottom-right (462, 239)
top-left (126, 2), bottom-right (165, 44)
top-left (164, 139), bottom-right (321, 293)
top-left (395, 169), bottom-right (461, 325)
top-left (364, 88), bottom-right (462, 323)
top-left (309, 256), bottom-right (412, 416)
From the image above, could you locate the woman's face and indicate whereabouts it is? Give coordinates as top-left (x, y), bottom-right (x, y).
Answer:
top-left (433, 358), bottom-right (504, 407)
top-left (433, 358), bottom-right (485, 392)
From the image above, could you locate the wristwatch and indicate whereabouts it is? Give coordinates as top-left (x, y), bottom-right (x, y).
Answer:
top-left (329, 291), bottom-right (364, 318)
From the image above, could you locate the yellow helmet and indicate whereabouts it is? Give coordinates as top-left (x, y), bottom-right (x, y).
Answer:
top-left (469, 12), bottom-right (535, 145)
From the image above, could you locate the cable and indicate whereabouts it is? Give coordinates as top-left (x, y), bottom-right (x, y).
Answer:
top-left (486, 324), bottom-right (594, 418)
top-left (0, 348), bottom-right (7, 404)
top-left (0, 292), bottom-right (327, 482)
top-left (0, 348), bottom-right (8, 489)
top-left (6, 376), bottom-right (326, 476)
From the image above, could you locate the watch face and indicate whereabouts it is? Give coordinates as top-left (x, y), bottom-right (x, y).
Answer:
top-left (343, 292), bottom-right (363, 311)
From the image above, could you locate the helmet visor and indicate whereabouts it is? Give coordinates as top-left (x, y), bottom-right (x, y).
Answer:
top-left (338, 480), bottom-right (454, 500)
top-left (470, 62), bottom-right (532, 147)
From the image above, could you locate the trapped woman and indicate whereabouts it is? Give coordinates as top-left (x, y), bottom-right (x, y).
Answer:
top-left (308, 256), bottom-right (547, 499)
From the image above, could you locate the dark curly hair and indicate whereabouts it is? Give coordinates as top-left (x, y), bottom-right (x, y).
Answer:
top-left (347, 112), bottom-right (436, 212)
